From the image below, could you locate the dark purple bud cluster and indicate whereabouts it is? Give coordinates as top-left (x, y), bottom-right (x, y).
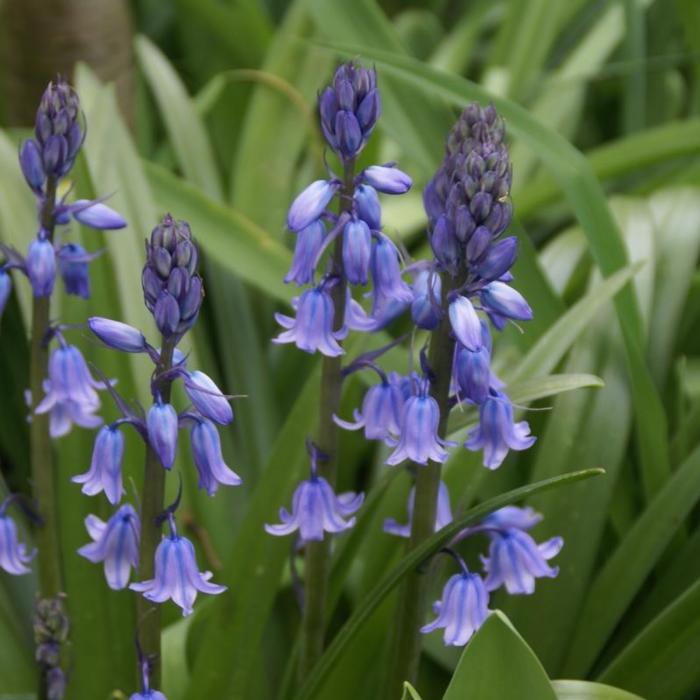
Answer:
top-left (319, 62), bottom-right (381, 161)
top-left (142, 215), bottom-right (203, 340)
top-left (34, 595), bottom-right (69, 700)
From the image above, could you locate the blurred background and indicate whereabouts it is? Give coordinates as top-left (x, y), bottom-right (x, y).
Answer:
top-left (0, 1), bottom-right (699, 699)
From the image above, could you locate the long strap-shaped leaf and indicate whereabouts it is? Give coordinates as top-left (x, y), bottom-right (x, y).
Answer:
top-left (294, 468), bottom-right (603, 700)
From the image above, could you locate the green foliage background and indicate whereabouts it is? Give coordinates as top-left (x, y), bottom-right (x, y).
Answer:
top-left (1, 0), bottom-right (699, 698)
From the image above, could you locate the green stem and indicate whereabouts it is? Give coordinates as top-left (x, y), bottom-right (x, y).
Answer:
top-left (299, 158), bottom-right (355, 680)
top-left (136, 339), bottom-right (175, 688)
top-left (384, 271), bottom-right (459, 697)
top-left (30, 176), bottom-right (63, 700)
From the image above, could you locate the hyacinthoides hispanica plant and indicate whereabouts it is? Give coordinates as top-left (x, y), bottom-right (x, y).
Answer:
top-left (268, 62), bottom-right (563, 694)
top-left (82, 214), bottom-right (237, 698)
top-left (0, 77), bottom-right (126, 699)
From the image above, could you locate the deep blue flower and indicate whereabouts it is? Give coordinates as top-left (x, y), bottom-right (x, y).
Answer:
top-left (384, 480), bottom-right (453, 537)
top-left (130, 691), bottom-right (166, 700)
top-left (480, 281), bottom-right (533, 322)
top-left (453, 342), bottom-right (491, 404)
top-left (0, 500), bottom-right (35, 575)
top-left (130, 522), bottom-right (226, 616)
top-left (421, 569), bottom-right (490, 646)
top-left (481, 528), bottom-right (563, 595)
top-left (0, 268), bottom-right (11, 318)
top-left (68, 199), bottom-right (126, 230)
top-left (72, 425), bottom-right (125, 504)
top-left (88, 316), bottom-right (148, 353)
top-left (448, 295), bottom-right (482, 351)
top-left (362, 165), bottom-right (412, 194)
top-left (287, 180), bottom-right (338, 232)
top-left (190, 418), bottom-right (242, 496)
top-left (78, 504), bottom-right (140, 590)
top-left (19, 139), bottom-right (45, 192)
top-left (274, 285), bottom-right (345, 357)
top-left (334, 374), bottom-right (403, 442)
top-left (265, 474), bottom-right (363, 542)
top-left (430, 215), bottom-right (460, 273)
top-left (285, 220), bottom-right (325, 285)
top-left (411, 269), bottom-right (442, 330)
top-left (344, 294), bottom-right (408, 333)
top-left (335, 111), bottom-right (363, 159)
top-left (371, 234), bottom-right (412, 306)
top-left (342, 218), bottom-right (372, 285)
top-left (183, 371), bottom-right (233, 425)
top-left (26, 237), bottom-right (56, 297)
top-left (476, 236), bottom-right (518, 283)
top-left (57, 243), bottom-right (92, 298)
top-left (353, 184), bottom-right (381, 229)
top-left (386, 384), bottom-right (448, 466)
top-left (465, 391), bottom-right (535, 469)
top-left (147, 401), bottom-right (179, 469)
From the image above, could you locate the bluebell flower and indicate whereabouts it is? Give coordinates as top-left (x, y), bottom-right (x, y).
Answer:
top-left (411, 269), bottom-right (442, 330)
top-left (190, 418), bottom-right (242, 495)
top-left (430, 215), bottom-right (461, 274)
top-left (147, 401), bottom-right (179, 469)
top-left (77, 504), bottom-right (140, 590)
top-left (57, 243), bottom-right (92, 298)
top-left (465, 391), bottom-right (535, 469)
top-left (0, 268), bottom-right (11, 318)
top-left (183, 371), bottom-right (233, 425)
top-left (353, 184), bottom-right (381, 229)
top-left (265, 474), bottom-right (364, 542)
top-left (334, 374), bottom-right (403, 442)
top-left (26, 237), bottom-right (56, 297)
top-left (421, 569), bottom-right (490, 646)
top-left (35, 344), bottom-right (106, 425)
top-left (130, 521), bottom-right (226, 616)
top-left (274, 285), bottom-right (345, 357)
top-left (371, 234), bottom-right (412, 306)
top-left (287, 180), bottom-right (338, 232)
top-left (448, 295), bottom-right (482, 351)
top-left (19, 139), bottom-right (45, 192)
top-left (362, 165), bottom-right (412, 194)
top-left (453, 341), bottom-right (491, 404)
top-left (342, 218), bottom-right (372, 285)
top-left (72, 425), bottom-right (125, 504)
top-left (31, 382), bottom-right (103, 438)
top-left (476, 237), bottom-right (518, 283)
top-left (335, 111), bottom-right (363, 158)
top-left (285, 220), bottom-right (326, 285)
top-left (0, 500), bottom-right (35, 575)
top-left (480, 281), bottom-right (533, 322)
top-left (130, 690), bottom-right (167, 700)
top-left (384, 480), bottom-right (453, 537)
top-left (481, 505), bottom-right (542, 531)
top-left (481, 528), bottom-right (563, 595)
top-left (88, 316), bottom-right (148, 353)
top-left (345, 292), bottom-right (408, 333)
top-left (386, 384), bottom-right (448, 466)
top-left (68, 199), bottom-right (126, 230)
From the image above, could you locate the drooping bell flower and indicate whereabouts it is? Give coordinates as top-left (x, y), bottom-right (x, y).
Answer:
top-left (72, 424), bottom-right (125, 504)
top-left (189, 418), bottom-right (242, 495)
top-left (384, 480), bottom-right (453, 537)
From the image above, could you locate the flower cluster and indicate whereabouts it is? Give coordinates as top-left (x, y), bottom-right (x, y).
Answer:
top-left (386, 484), bottom-right (562, 645)
top-left (0, 78), bottom-right (125, 320)
top-left (34, 595), bottom-right (69, 700)
top-left (73, 215), bottom-right (233, 614)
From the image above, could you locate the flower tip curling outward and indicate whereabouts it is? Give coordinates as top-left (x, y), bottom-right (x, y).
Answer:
top-left (130, 528), bottom-right (226, 617)
top-left (384, 480), bottom-right (453, 537)
top-left (78, 504), bottom-right (140, 590)
top-left (88, 316), bottom-right (147, 354)
top-left (421, 570), bottom-right (490, 646)
top-left (265, 474), bottom-right (363, 543)
top-left (190, 418), bottom-right (242, 496)
top-left (0, 505), bottom-right (35, 575)
top-left (72, 424), bottom-right (125, 505)
top-left (287, 180), bottom-right (338, 232)
top-left (481, 528), bottom-right (563, 595)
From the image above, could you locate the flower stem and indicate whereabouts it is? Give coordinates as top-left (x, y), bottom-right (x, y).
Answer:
top-left (30, 175), bottom-right (63, 700)
top-left (384, 271), bottom-right (458, 697)
top-left (136, 339), bottom-right (175, 688)
top-left (299, 158), bottom-right (355, 680)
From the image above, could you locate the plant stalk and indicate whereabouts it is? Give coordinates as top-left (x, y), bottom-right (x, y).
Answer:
top-left (299, 158), bottom-right (355, 680)
top-left (136, 339), bottom-right (175, 688)
top-left (384, 271), bottom-right (459, 697)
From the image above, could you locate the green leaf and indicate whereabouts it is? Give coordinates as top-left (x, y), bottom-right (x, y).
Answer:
top-left (442, 612), bottom-right (557, 700)
top-left (552, 680), bottom-right (645, 700)
top-left (402, 682), bottom-right (423, 700)
top-left (598, 578), bottom-right (700, 700)
top-left (563, 443), bottom-right (700, 676)
top-left (144, 161), bottom-right (291, 303)
top-left (295, 469), bottom-right (603, 700)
